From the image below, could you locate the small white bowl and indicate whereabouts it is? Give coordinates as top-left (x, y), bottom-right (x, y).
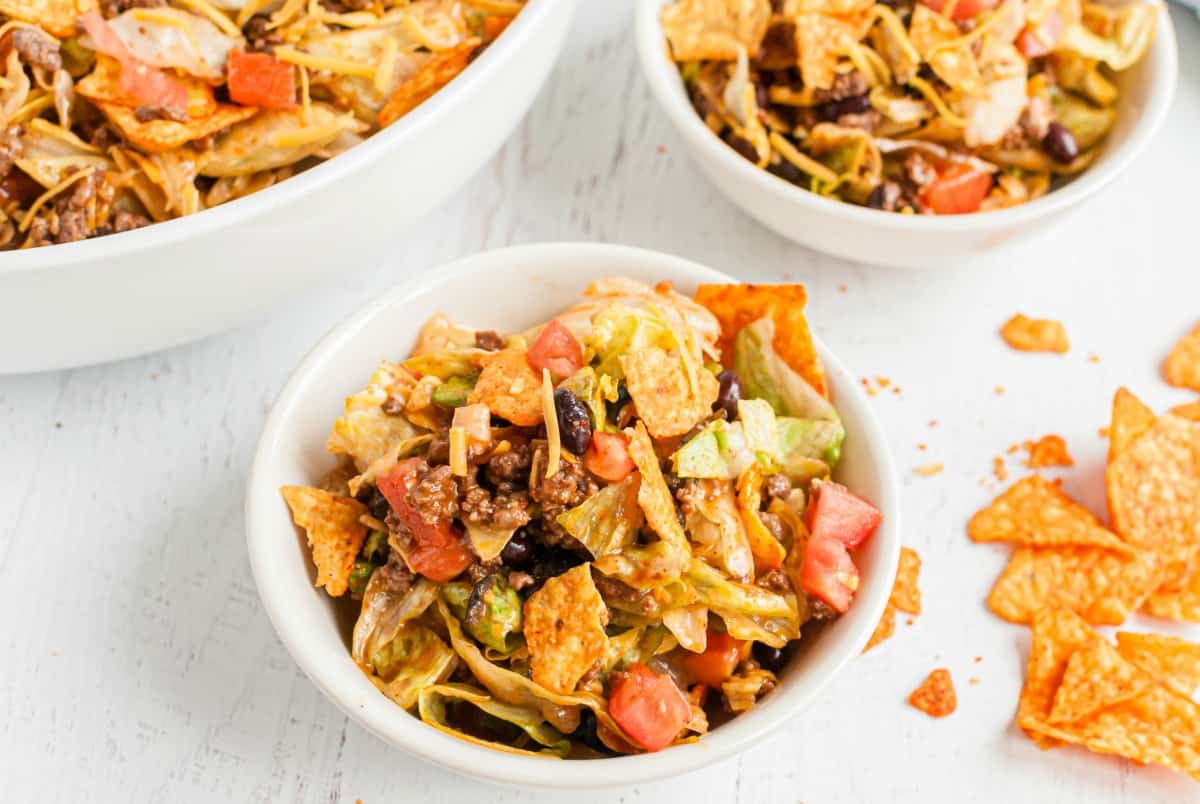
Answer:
top-left (0, 0), bottom-right (575, 374)
top-left (246, 243), bottom-right (900, 788)
top-left (636, 0), bottom-right (1178, 268)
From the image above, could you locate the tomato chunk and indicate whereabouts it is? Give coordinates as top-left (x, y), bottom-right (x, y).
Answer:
top-left (227, 49), bottom-right (296, 110)
top-left (680, 631), bottom-right (744, 687)
top-left (920, 0), bottom-right (999, 20)
top-left (806, 482), bottom-right (882, 549)
top-left (1016, 11), bottom-right (1064, 58)
top-left (526, 319), bottom-right (583, 379)
top-left (376, 458), bottom-right (474, 582)
top-left (584, 431), bottom-right (636, 482)
top-left (608, 663), bottom-right (691, 752)
top-left (799, 536), bottom-right (859, 613)
top-left (919, 163), bottom-right (994, 215)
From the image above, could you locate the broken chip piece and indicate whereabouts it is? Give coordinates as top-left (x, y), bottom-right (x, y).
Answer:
top-left (1025, 435), bottom-right (1074, 468)
top-left (1163, 323), bottom-right (1200, 392)
top-left (909, 668), bottom-right (957, 717)
top-left (281, 485), bottom-right (369, 597)
top-left (1000, 314), bottom-right (1070, 354)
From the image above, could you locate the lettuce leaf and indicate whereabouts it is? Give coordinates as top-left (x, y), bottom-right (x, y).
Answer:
top-left (418, 683), bottom-right (571, 757)
top-left (352, 575), bottom-right (440, 669)
top-left (587, 303), bottom-right (677, 381)
top-left (368, 622), bottom-right (458, 709)
top-left (777, 417), bottom-right (844, 467)
top-left (734, 318), bottom-right (837, 420)
top-left (685, 559), bottom-right (795, 619)
top-left (464, 574), bottom-right (524, 653)
top-left (683, 479), bottom-right (755, 582)
top-left (556, 474), bottom-right (643, 559)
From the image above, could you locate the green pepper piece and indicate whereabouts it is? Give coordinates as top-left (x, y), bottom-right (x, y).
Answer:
top-left (432, 375), bottom-right (477, 408)
top-left (464, 574), bottom-right (523, 652)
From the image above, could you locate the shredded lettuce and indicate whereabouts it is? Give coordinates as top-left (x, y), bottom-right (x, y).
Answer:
top-left (737, 398), bottom-right (778, 459)
top-left (368, 622), bottom-right (458, 709)
top-left (418, 683), bottom-right (570, 757)
top-left (587, 303), bottom-right (677, 381)
top-left (683, 479), bottom-right (755, 582)
top-left (352, 576), bottom-right (440, 669)
top-left (734, 318), bottom-right (837, 421)
top-left (556, 474), bottom-right (643, 559)
top-left (662, 605), bottom-right (709, 653)
top-left (685, 560), bottom-right (796, 619)
top-left (672, 414), bottom-right (841, 480)
top-left (464, 574), bottom-right (524, 653)
top-left (776, 417), bottom-right (843, 467)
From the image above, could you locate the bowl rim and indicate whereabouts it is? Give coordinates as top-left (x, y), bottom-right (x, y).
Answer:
top-left (0, 0), bottom-right (561, 276)
top-left (635, 0), bottom-right (1179, 233)
top-left (245, 242), bottom-right (901, 788)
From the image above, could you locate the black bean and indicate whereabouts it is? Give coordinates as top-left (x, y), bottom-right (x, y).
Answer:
top-left (818, 94), bottom-right (871, 122)
top-left (554, 387), bottom-right (593, 455)
top-left (767, 158), bottom-right (805, 186)
top-left (1042, 122), bottom-right (1079, 165)
top-left (753, 642), bottom-right (787, 673)
top-left (500, 529), bottom-right (536, 568)
top-left (715, 370), bottom-right (741, 420)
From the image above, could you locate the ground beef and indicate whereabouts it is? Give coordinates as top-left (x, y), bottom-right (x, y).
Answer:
top-left (474, 330), bottom-right (505, 351)
top-left (485, 442), bottom-right (532, 486)
top-left (374, 552), bottom-right (414, 596)
top-left (26, 170), bottom-right (118, 247)
top-left (11, 27), bottom-right (60, 72)
top-left (758, 511), bottom-right (787, 546)
top-left (99, 0), bottom-right (164, 16)
top-left (531, 457), bottom-right (599, 546)
top-left (244, 15), bottom-right (285, 53)
top-left (758, 568), bottom-right (793, 594)
top-left (86, 123), bottom-right (122, 150)
top-left (674, 478), bottom-right (706, 518)
top-left (809, 598), bottom-right (837, 620)
top-left (380, 395), bottom-right (406, 416)
top-left (903, 152), bottom-right (938, 192)
top-left (763, 474), bottom-right (791, 501)
top-left (135, 104), bottom-right (188, 123)
top-left (466, 558), bottom-right (501, 584)
top-left (507, 570), bottom-right (535, 591)
top-left (407, 463), bottom-right (459, 522)
top-left (460, 472), bottom-right (532, 531)
top-left (814, 71), bottom-right (869, 104)
top-left (111, 210), bottom-right (150, 233)
top-left (55, 209), bottom-right (89, 244)
top-left (594, 574), bottom-right (657, 615)
top-left (835, 109), bottom-right (883, 132)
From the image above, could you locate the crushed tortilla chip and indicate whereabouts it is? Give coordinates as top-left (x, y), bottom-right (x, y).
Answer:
top-left (467, 348), bottom-right (544, 427)
top-left (1115, 631), bottom-right (1200, 696)
top-left (97, 101), bottom-right (258, 154)
top-left (523, 564), bottom-right (608, 695)
top-left (620, 346), bottom-right (719, 438)
top-left (281, 485), bottom-right (368, 597)
top-left (909, 668), bottom-right (956, 717)
top-left (914, 463), bottom-right (943, 477)
top-left (1171, 400), bottom-right (1200, 422)
top-left (1047, 639), bottom-right (1152, 725)
top-left (1017, 608), bottom-right (1097, 746)
top-left (1106, 414), bottom-right (1200, 591)
top-left (1000, 314), bottom-right (1070, 354)
top-left (1107, 387), bottom-right (1156, 463)
top-left (968, 475), bottom-right (1134, 555)
top-left (76, 54), bottom-right (217, 119)
top-left (864, 546), bottom-right (920, 653)
top-left (378, 37), bottom-right (480, 127)
top-left (0, 0), bottom-right (96, 37)
top-left (1025, 435), bottom-right (1074, 468)
top-left (1141, 565), bottom-right (1200, 623)
top-left (627, 420), bottom-right (689, 552)
top-left (660, 0), bottom-right (772, 61)
top-left (1163, 323), bottom-right (1200, 392)
top-left (693, 283), bottom-right (828, 397)
top-left (863, 602), bottom-right (895, 652)
top-left (987, 545), bottom-right (1161, 626)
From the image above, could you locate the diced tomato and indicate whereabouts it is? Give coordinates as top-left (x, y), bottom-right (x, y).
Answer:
top-left (227, 49), bottom-right (296, 110)
top-left (799, 536), bottom-right (859, 613)
top-left (584, 431), bottom-right (636, 482)
top-left (920, 0), bottom-right (999, 20)
top-left (526, 319), bottom-right (583, 379)
top-left (482, 15), bottom-right (513, 42)
top-left (78, 11), bottom-right (188, 110)
top-left (680, 631), bottom-right (744, 687)
top-left (919, 163), bottom-right (994, 215)
top-left (1016, 11), bottom-right (1064, 58)
top-left (805, 482), bottom-right (882, 550)
top-left (376, 458), bottom-right (474, 583)
top-left (608, 663), bottom-right (691, 752)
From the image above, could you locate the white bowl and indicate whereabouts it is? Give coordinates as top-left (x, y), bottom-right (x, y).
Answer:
top-left (246, 242), bottom-right (901, 788)
top-left (0, 0), bottom-right (575, 375)
top-left (636, 0), bottom-right (1178, 268)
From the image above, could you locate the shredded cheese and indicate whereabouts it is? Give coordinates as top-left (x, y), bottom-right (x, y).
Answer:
top-left (449, 426), bottom-right (469, 477)
top-left (768, 131), bottom-right (840, 186)
top-left (907, 77), bottom-right (967, 127)
top-left (272, 47), bottom-right (378, 78)
top-left (464, 0), bottom-right (523, 13)
top-left (30, 119), bottom-right (103, 154)
top-left (11, 93), bottom-right (54, 124)
top-left (130, 9), bottom-right (206, 65)
top-left (268, 115), bottom-right (351, 149)
top-left (541, 368), bottom-right (560, 480)
top-left (169, 0), bottom-right (243, 38)
top-left (19, 167), bottom-right (96, 233)
top-left (236, 0), bottom-right (275, 28)
top-left (870, 6), bottom-right (921, 66)
top-left (269, 0), bottom-right (307, 30)
top-left (298, 65), bottom-right (312, 126)
top-left (375, 32), bottom-right (398, 94)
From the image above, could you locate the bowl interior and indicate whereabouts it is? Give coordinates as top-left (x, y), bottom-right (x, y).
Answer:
top-left (247, 243), bottom-right (900, 788)
top-left (635, 0), bottom-right (1178, 232)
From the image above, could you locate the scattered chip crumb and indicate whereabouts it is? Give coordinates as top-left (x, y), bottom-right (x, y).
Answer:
top-left (1170, 401), bottom-right (1200, 421)
top-left (917, 443), bottom-right (927, 451)
top-left (969, 677), bottom-right (981, 685)
top-left (906, 618), bottom-right (914, 626)
top-left (1163, 322), bottom-right (1200, 391)
top-left (892, 386), bottom-right (902, 395)
top-left (1025, 434), bottom-right (1074, 468)
top-left (995, 385), bottom-right (1005, 395)
top-left (51, 650), bottom-right (59, 656)
top-left (838, 284), bottom-right (847, 293)
top-left (974, 656), bottom-right (982, 663)
top-left (992, 457), bottom-right (1008, 482)
top-left (929, 420), bottom-right (938, 428)
top-left (54, 421), bottom-right (62, 429)
top-left (909, 668), bottom-right (957, 717)
top-left (1088, 354), bottom-right (1100, 364)
top-left (877, 376), bottom-right (891, 388)
top-left (656, 145), bottom-right (666, 154)
top-left (1000, 314), bottom-right (1070, 354)
top-left (1098, 426), bottom-right (1110, 438)
top-left (1006, 443), bottom-right (1020, 455)
top-left (915, 463), bottom-right (944, 477)
top-left (861, 377), bottom-right (877, 397)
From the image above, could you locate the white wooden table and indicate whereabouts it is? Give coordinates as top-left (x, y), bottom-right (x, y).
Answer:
top-left (2, 5), bottom-right (1198, 801)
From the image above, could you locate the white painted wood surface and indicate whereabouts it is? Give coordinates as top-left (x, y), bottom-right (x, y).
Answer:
top-left (2, 4), bottom-right (1199, 801)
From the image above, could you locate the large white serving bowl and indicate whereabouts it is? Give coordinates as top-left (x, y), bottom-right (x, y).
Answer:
top-left (636, 0), bottom-right (1178, 269)
top-left (0, 0), bottom-right (575, 375)
top-left (246, 242), bottom-right (901, 788)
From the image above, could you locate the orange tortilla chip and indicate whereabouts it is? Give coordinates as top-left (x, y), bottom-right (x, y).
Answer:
top-left (893, 545), bottom-right (922, 615)
top-left (1106, 414), bottom-right (1200, 591)
top-left (1141, 565), bottom-right (1200, 623)
top-left (379, 38), bottom-right (479, 128)
top-left (1170, 401), bottom-right (1200, 421)
top-left (693, 283), bottom-right (828, 397)
top-left (467, 348), bottom-right (543, 427)
top-left (863, 601), bottom-right (895, 653)
top-left (1017, 608), bottom-right (1098, 746)
top-left (1163, 323), bottom-right (1200, 392)
top-left (0, 0), bottom-right (96, 37)
top-left (987, 545), bottom-right (1161, 626)
top-left (620, 346), bottom-right (719, 438)
top-left (628, 420), bottom-right (689, 551)
top-left (281, 485), bottom-right (368, 597)
top-left (968, 475), bottom-right (1133, 555)
top-left (1108, 387), bottom-right (1156, 463)
top-left (523, 564), bottom-right (608, 694)
top-left (1047, 639), bottom-right (1152, 725)
top-left (909, 668), bottom-right (956, 717)
top-left (660, 0), bottom-right (772, 61)
top-left (98, 101), bottom-right (258, 154)
top-left (1000, 314), bottom-right (1070, 354)
top-left (76, 55), bottom-right (218, 119)
top-left (1115, 631), bottom-right (1200, 696)
top-left (1025, 434), bottom-right (1074, 468)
